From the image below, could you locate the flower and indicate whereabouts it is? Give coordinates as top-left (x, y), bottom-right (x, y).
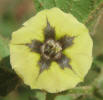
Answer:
top-left (10, 7), bottom-right (93, 93)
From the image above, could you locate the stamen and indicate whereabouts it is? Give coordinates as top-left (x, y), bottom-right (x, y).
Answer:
top-left (41, 39), bottom-right (62, 60)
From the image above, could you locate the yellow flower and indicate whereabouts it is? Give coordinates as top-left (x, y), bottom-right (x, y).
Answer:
top-left (10, 8), bottom-right (93, 93)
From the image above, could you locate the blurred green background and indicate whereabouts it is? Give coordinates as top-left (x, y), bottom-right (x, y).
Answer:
top-left (0, 0), bottom-right (103, 100)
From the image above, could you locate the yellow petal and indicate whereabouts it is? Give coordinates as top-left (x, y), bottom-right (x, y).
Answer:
top-left (11, 10), bottom-right (48, 44)
top-left (45, 8), bottom-right (88, 39)
top-left (63, 31), bottom-right (93, 77)
top-left (10, 45), bottom-right (40, 87)
top-left (34, 62), bottom-right (82, 93)
top-left (10, 44), bottom-right (82, 93)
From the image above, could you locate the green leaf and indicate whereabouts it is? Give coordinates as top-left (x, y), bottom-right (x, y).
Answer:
top-left (0, 56), bottom-right (12, 69)
top-left (39, 0), bottom-right (56, 9)
top-left (0, 36), bottom-right (9, 60)
top-left (0, 15), bottom-right (18, 38)
top-left (34, 0), bottom-right (56, 13)
top-left (55, 0), bottom-right (72, 12)
top-left (55, 94), bottom-right (73, 100)
top-left (56, 0), bottom-right (103, 23)
top-left (34, 91), bottom-right (46, 100)
top-left (17, 86), bottom-right (34, 100)
top-left (0, 67), bottom-right (20, 96)
top-left (92, 10), bottom-right (103, 56)
top-left (46, 93), bottom-right (56, 100)
top-left (34, 0), bottom-right (103, 23)
top-left (17, 87), bottom-right (46, 100)
top-left (34, 0), bottom-right (44, 13)
top-left (68, 86), bottom-right (93, 95)
top-left (0, 57), bottom-right (20, 97)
